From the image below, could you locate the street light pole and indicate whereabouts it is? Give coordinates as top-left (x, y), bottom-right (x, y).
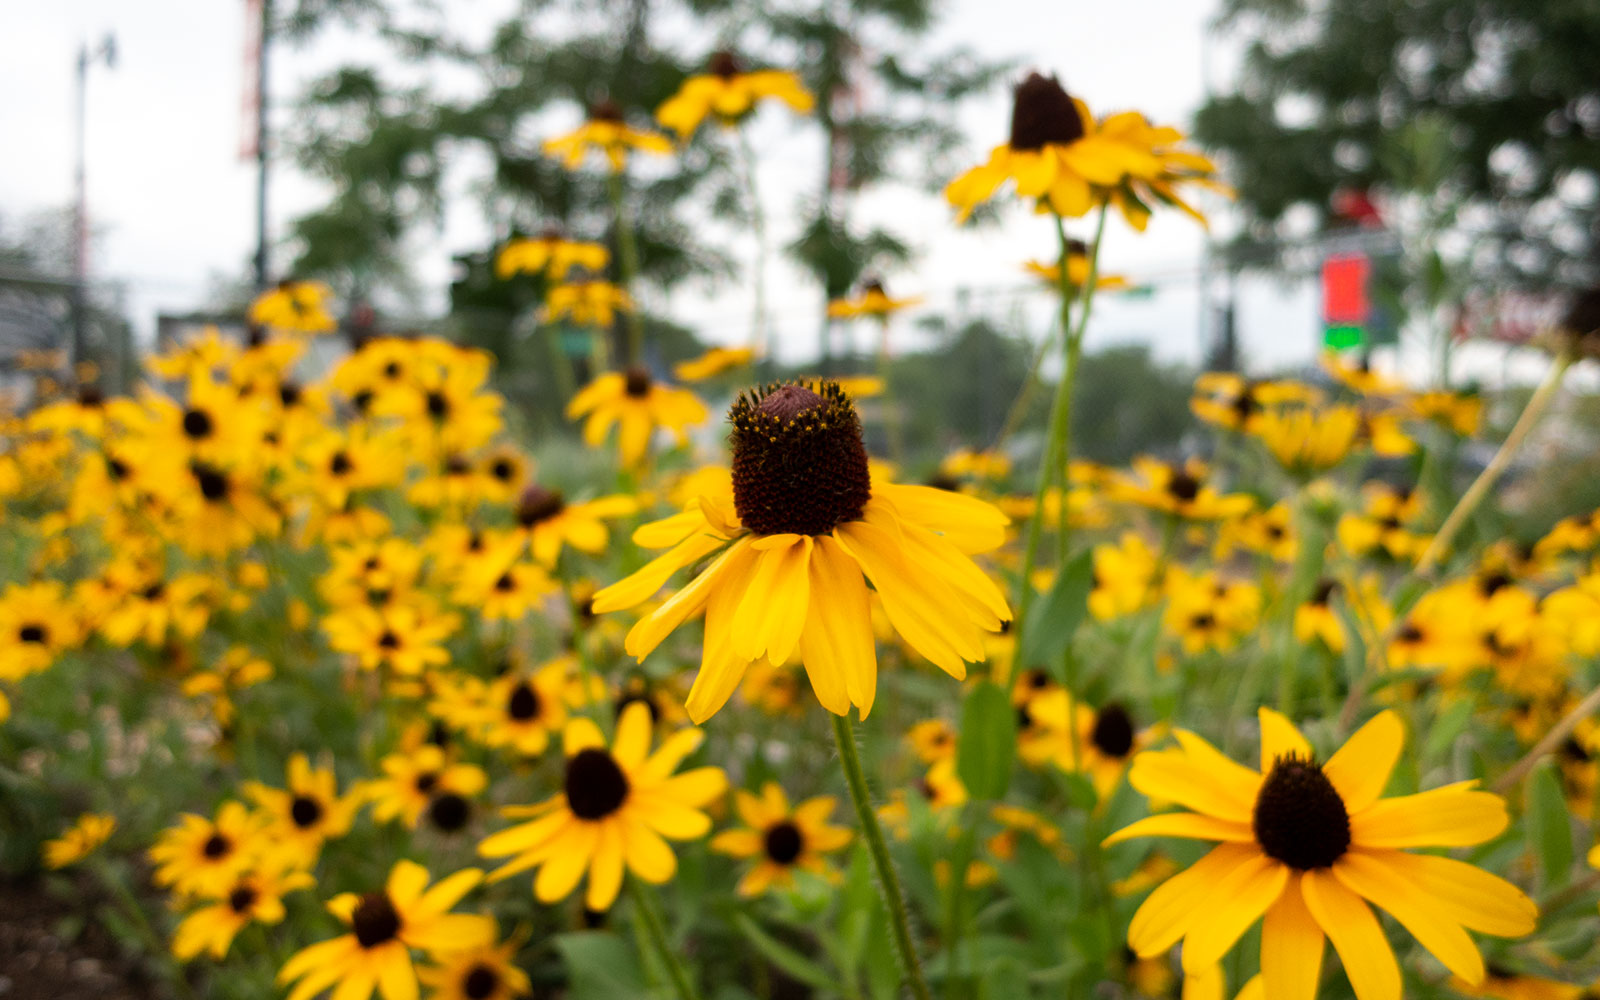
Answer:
top-left (71, 34), bottom-right (116, 373)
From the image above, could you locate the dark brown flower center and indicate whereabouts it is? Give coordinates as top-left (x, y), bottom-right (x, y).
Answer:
top-left (565, 748), bottom-right (630, 820)
top-left (507, 682), bottom-right (540, 721)
top-left (494, 572), bottom-right (516, 593)
top-left (428, 792), bottom-right (471, 832)
top-left (590, 98), bottom-right (624, 123)
top-left (18, 624), bottom-right (46, 644)
top-left (426, 391), bottom-right (450, 419)
top-left (463, 964), bottom-right (500, 999)
top-left (763, 821), bottom-right (804, 865)
top-left (352, 892), bottom-right (402, 948)
top-left (708, 49), bottom-right (741, 78)
top-left (490, 459), bottom-right (515, 482)
top-left (279, 382), bottom-right (303, 407)
top-left (291, 795), bottom-right (324, 828)
top-left (1309, 578), bottom-right (1338, 606)
top-left (1166, 469), bottom-right (1200, 502)
top-left (414, 771), bottom-right (439, 794)
top-left (377, 630), bottom-right (401, 650)
top-left (623, 366), bottom-right (653, 398)
top-left (228, 885), bottom-right (257, 913)
top-left (191, 462), bottom-right (229, 501)
top-left (730, 381), bottom-right (872, 536)
top-left (202, 834), bottom-right (232, 859)
top-left (1009, 72), bottom-right (1084, 151)
top-left (182, 408), bottom-right (214, 439)
top-left (516, 486), bottom-right (565, 526)
top-left (330, 451), bottom-right (353, 475)
top-left (1090, 703), bottom-right (1135, 759)
top-left (1253, 753), bottom-right (1350, 870)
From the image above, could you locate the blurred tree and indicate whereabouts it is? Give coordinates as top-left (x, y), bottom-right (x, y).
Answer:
top-left (1198, 0), bottom-right (1600, 290)
top-left (1069, 344), bottom-right (1197, 464)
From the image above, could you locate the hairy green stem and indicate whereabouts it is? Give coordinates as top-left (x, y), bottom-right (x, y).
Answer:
top-left (830, 713), bottom-right (933, 1000)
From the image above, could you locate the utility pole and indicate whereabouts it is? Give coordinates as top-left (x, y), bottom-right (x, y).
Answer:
top-left (252, 0), bottom-right (272, 291)
top-left (72, 34), bottom-right (116, 372)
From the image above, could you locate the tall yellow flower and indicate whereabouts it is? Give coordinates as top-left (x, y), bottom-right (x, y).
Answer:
top-left (592, 381), bottom-right (1011, 721)
top-left (544, 100), bottom-right (672, 172)
top-left (1105, 708), bottom-right (1537, 1000)
top-left (495, 230), bottom-right (609, 280)
top-left (656, 51), bottom-right (814, 140)
top-left (43, 812), bottom-right (116, 869)
top-left (477, 702), bottom-right (727, 911)
top-left (248, 280), bottom-right (338, 335)
top-left (565, 368), bottom-right (708, 469)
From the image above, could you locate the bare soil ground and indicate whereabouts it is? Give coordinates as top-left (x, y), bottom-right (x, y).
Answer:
top-left (0, 876), bottom-right (161, 1000)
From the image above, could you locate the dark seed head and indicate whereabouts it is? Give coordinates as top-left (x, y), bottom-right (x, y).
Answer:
top-left (228, 884), bottom-right (258, 913)
top-left (623, 366), bottom-right (653, 398)
top-left (290, 795), bottom-right (324, 828)
top-left (490, 458), bottom-right (515, 482)
top-left (1309, 578), bottom-right (1338, 606)
top-left (351, 892), bottom-right (403, 948)
top-left (1189, 612), bottom-right (1216, 630)
top-left (590, 98), bottom-right (624, 122)
top-left (1009, 72), bottom-right (1085, 151)
top-left (1252, 753), bottom-right (1351, 870)
top-left (414, 770), bottom-right (439, 794)
top-left (78, 384), bottom-right (104, 407)
top-left (330, 451), bottom-right (353, 476)
top-left (763, 821), bottom-right (805, 865)
top-left (565, 748), bottom-right (630, 820)
top-left (182, 408), bottom-right (214, 439)
top-left (428, 792), bottom-right (472, 833)
top-left (516, 486), bottom-right (565, 527)
top-left (708, 50), bottom-right (741, 78)
top-left (106, 456), bottom-right (130, 481)
top-left (1166, 469), bottom-right (1201, 502)
top-left (463, 964), bottom-right (501, 999)
top-left (18, 624), bottom-right (46, 644)
top-left (279, 382), bottom-right (303, 407)
top-left (201, 834), bottom-right (232, 859)
top-left (1090, 703), bottom-right (1136, 759)
top-left (191, 462), bottom-right (229, 501)
top-left (615, 689), bottom-right (661, 724)
top-left (1396, 622), bottom-right (1424, 644)
top-left (1478, 571), bottom-right (1512, 597)
top-left (426, 391), bottom-right (450, 419)
top-left (377, 630), bottom-right (401, 650)
top-left (494, 572), bottom-right (516, 593)
top-left (1561, 286), bottom-right (1600, 341)
top-left (353, 389), bottom-right (375, 414)
top-left (507, 682), bottom-right (541, 721)
top-left (730, 381), bottom-right (872, 537)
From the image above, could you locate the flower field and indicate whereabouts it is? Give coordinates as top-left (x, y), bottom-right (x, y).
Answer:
top-left (4, 57), bottom-right (1600, 1000)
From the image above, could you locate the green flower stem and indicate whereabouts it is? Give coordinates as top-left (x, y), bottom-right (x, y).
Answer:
top-left (830, 713), bottom-right (933, 1000)
top-left (1414, 349), bottom-right (1574, 575)
top-left (942, 800), bottom-right (979, 1000)
top-left (629, 877), bottom-right (700, 1000)
top-left (607, 169), bottom-right (646, 366)
top-left (91, 857), bottom-right (200, 1000)
top-left (735, 129), bottom-right (771, 367)
top-left (1012, 203), bottom-right (1108, 656)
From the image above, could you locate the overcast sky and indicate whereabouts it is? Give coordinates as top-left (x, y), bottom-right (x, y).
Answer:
top-left (2, 0), bottom-right (1343, 375)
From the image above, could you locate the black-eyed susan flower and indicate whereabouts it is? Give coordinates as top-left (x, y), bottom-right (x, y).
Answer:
top-left (1018, 692), bottom-right (1157, 799)
top-left (907, 718), bottom-right (958, 764)
top-left (452, 554), bottom-right (556, 623)
top-left (826, 278), bottom-right (922, 319)
top-left (249, 279), bottom-right (338, 335)
top-left (592, 381), bottom-right (1012, 721)
top-left (945, 72), bottom-right (1157, 222)
top-left (544, 279), bottom-right (634, 328)
top-left (367, 744), bottom-right (489, 830)
top-left (1248, 403), bottom-right (1362, 476)
top-left (1111, 457), bottom-right (1253, 522)
top-left (472, 664), bottom-right (572, 758)
top-left (1088, 532), bottom-right (1162, 621)
top-left (1161, 568), bottom-right (1261, 655)
top-left (512, 485), bottom-right (638, 566)
top-left (1095, 111), bottom-right (1227, 231)
top-left (674, 345), bottom-right (755, 382)
top-left (417, 935), bottom-right (533, 1000)
top-left (242, 753), bottom-right (360, 871)
top-left (1294, 579), bottom-right (1347, 653)
top-left (1023, 249), bottom-right (1129, 292)
top-left (710, 782), bottom-right (852, 896)
top-left (544, 99), bottom-right (673, 172)
top-left (171, 857), bottom-right (314, 961)
top-left (150, 801), bottom-right (268, 898)
top-left (1337, 483), bottom-right (1430, 562)
top-left (565, 368), bottom-right (708, 469)
top-left (277, 861), bottom-right (495, 1000)
top-left (0, 581), bottom-right (84, 679)
top-left (495, 230), bottom-right (609, 281)
top-left (43, 812), bottom-right (115, 869)
top-left (1105, 708), bottom-right (1538, 1000)
top-left (478, 702), bottom-right (727, 911)
top-left (324, 600), bottom-right (460, 675)
top-left (656, 51), bottom-right (814, 140)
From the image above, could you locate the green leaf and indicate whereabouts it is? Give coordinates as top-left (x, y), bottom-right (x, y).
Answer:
top-left (730, 912), bottom-right (839, 992)
top-left (1017, 551), bottom-right (1094, 677)
top-left (1527, 762), bottom-right (1574, 887)
top-left (1420, 699), bottom-right (1474, 767)
top-left (553, 931), bottom-right (649, 1000)
top-left (958, 681), bottom-right (1018, 801)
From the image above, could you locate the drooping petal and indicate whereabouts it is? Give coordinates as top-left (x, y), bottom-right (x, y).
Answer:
top-left (798, 535), bottom-right (876, 716)
top-left (1300, 868), bottom-right (1401, 1000)
top-left (1260, 879), bottom-right (1324, 1000)
top-left (1126, 843), bottom-right (1261, 958)
top-left (1180, 854), bottom-right (1288, 971)
top-left (1331, 851), bottom-right (1484, 984)
top-left (1358, 850), bottom-right (1536, 937)
top-left (732, 536), bottom-right (812, 665)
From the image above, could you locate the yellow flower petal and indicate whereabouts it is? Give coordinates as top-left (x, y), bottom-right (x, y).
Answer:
top-left (1300, 868), bottom-right (1401, 1000)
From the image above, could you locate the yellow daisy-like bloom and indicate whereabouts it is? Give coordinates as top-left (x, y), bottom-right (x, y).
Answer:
top-left (826, 279), bottom-right (923, 319)
top-left (0, 580), bottom-right (84, 679)
top-left (907, 718), bottom-right (958, 764)
top-left (1248, 404), bottom-right (1363, 475)
top-left (674, 345), bottom-right (756, 382)
top-left (830, 374), bottom-right (885, 399)
top-left (1023, 253), bottom-right (1129, 291)
top-left (710, 782), bottom-right (853, 896)
top-left (1294, 579), bottom-right (1347, 653)
top-left (477, 702), bottom-right (728, 912)
top-left (323, 600), bottom-right (460, 675)
top-left (278, 861), bottom-right (495, 1000)
top-left (1190, 373), bottom-right (1319, 432)
top-left (544, 279), bottom-right (634, 328)
top-left (544, 100), bottom-right (673, 172)
top-left (1017, 692), bottom-right (1156, 800)
top-left (565, 368), bottom-right (709, 469)
top-left (1111, 457), bottom-right (1254, 522)
top-left (242, 753), bottom-right (360, 871)
top-left (495, 231), bottom-right (609, 281)
top-left (171, 858), bottom-right (314, 961)
top-left (248, 280), bottom-right (338, 335)
top-left (592, 381), bottom-right (1012, 721)
top-left (1105, 708), bottom-right (1537, 1000)
top-left (945, 72), bottom-right (1158, 222)
top-left (474, 664), bottom-right (572, 758)
top-left (43, 812), bottom-right (116, 869)
top-left (417, 935), bottom-right (533, 1000)
top-left (1095, 110), bottom-right (1228, 232)
top-left (1408, 388), bottom-right (1482, 436)
top-left (938, 447), bottom-right (1012, 483)
top-left (511, 485), bottom-right (639, 566)
top-left (1088, 531), bottom-right (1162, 621)
top-left (150, 801), bottom-right (268, 898)
top-left (366, 744), bottom-right (489, 830)
top-left (1449, 970), bottom-right (1585, 1000)
top-left (656, 51), bottom-right (814, 140)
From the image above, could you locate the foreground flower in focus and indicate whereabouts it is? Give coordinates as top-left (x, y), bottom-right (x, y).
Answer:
top-left (711, 782), bottom-right (853, 896)
top-left (1106, 708), bottom-right (1537, 1000)
top-left (656, 51), bottom-right (814, 140)
top-left (477, 702), bottom-right (727, 911)
top-left (565, 367), bottom-right (708, 469)
top-left (593, 380), bottom-right (1012, 721)
top-left (278, 861), bottom-right (494, 1000)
